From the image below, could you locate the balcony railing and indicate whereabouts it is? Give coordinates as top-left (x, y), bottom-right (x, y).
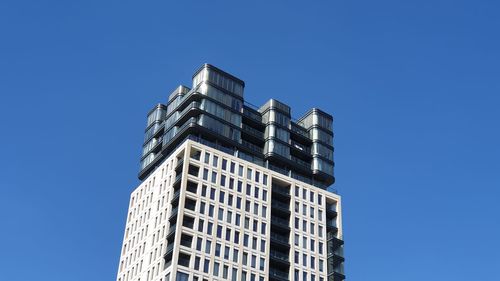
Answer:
top-left (270, 233), bottom-right (290, 245)
top-left (290, 140), bottom-right (311, 154)
top-left (272, 185), bottom-right (290, 196)
top-left (290, 123), bottom-right (309, 139)
top-left (242, 107), bottom-right (262, 122)
top-left (271, 216), bottom-right (290, 228)
top-left (241, 139), bottom-right (262, 154)
top-left (326, 220), bottom-right (338, 229)
top-left (242, 123), bottom-right (264, 139)
top-left (272, 201), bottom-right (290, 212)
top-left (270, 250), bottom-right (289, 262)
top-left (167, 224), bottom-right (177, 237)
top-left (269, 268), bottom-right (289, 280)
top-left (290, 155), bottom-right (311, 170)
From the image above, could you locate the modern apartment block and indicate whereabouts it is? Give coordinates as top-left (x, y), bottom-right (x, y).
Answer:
top-left (116, 64), bottom-right (344, 281)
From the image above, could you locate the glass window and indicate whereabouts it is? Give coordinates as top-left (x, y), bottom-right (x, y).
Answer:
top-left (176, 272), bottom-right (189, 281)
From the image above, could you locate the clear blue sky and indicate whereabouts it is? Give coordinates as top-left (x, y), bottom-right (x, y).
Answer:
top-left (1, 0), bottom-right (499, 280)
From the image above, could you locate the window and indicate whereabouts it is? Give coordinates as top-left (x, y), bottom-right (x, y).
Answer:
top-left (205, 240), bottom-right (211, 254)
top-left (198, 219), bottom-right (204, 232)
top-left (203, 259), bottom-right (209, 273)
top-left (219, 191), bottom-right (225, 204)
top-left (176, 271), bottom-right (189, 281)
top-left (243, 234), bottom-right (250, 247)
top-left (199, 202), bottom-right (205, 214)
top-left (212, 155), bottom-right (218, 167)
top-left (211, 171), bottom-right (217, 184)
top-left (194, 256), bottom-right (200, 270)
top-left (233, 249), bottom-right (239, 262)
top-left (196, 237), bottom-right (202, 251)
top-left (235, 214), bottom-right (241, 226)
top-left (217, 226), bottom-right (223, 238)
top-left (215, 243), bottom-right (221, 256)
top-left (213, 262), bottom-right (220, 276)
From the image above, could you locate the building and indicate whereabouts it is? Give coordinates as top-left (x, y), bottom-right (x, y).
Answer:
top-left (116, 64), bottom-right (345, 281)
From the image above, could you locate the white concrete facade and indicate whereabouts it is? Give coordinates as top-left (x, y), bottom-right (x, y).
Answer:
top-left (116, 140), bottom-right (343, 281)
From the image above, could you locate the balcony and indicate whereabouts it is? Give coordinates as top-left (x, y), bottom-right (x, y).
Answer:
top-left (175, 158), bottom-right (184, 173)
top-left (241, 139), bottom-right (262, 154)
top-left (326, 205), bottom-right (338, 218)
top-left (271, 185), bottom-right (290, 198)
top-left (270, 232), bottom-right (290, 248)
top-left (171, 189), bottom-right (181, 205)
top-left (290, 139), bottom-right (311, 154)
top-left (167, 224), bottom-right (177, 240)
top-left (163, 243), bottom-right (174, 263)
top-left (326, 220), bottom-right (338, 231)
top-left (290, 123), bottom-right (310, 140)
top-left (327, 232), bottom-right (344, 248)
top-left (242, 123), bottom-right (264, 139)
top-left (173, 173), bottom-right (182, 189)
top-left (270, 249), bottom-right (290, 265)
top-left (290, 155), bottom-right (311, 170)
top-left (271, 216), bottom-right (290, 231)
top-left (168, 206), bottom-right (178, 221)
top-left (327, 252), bottom-right (345, 265)
top-left (269, 268), bottom-right (289, 281)
top-left (327, 272), bottom-right (346, 281)
top-left (165, 243), bottom-right (174, 256)
top-left (242, 106), bottom-right (262, 124)
top-left (271, 201), bottom-right (290, 215)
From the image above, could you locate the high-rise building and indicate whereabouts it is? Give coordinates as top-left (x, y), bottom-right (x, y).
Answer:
top-left (116, 64), bottom-right (344, 281)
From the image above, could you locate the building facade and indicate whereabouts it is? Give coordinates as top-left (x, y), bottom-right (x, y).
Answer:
top-left (116, 65), bottom-right (344, 281)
